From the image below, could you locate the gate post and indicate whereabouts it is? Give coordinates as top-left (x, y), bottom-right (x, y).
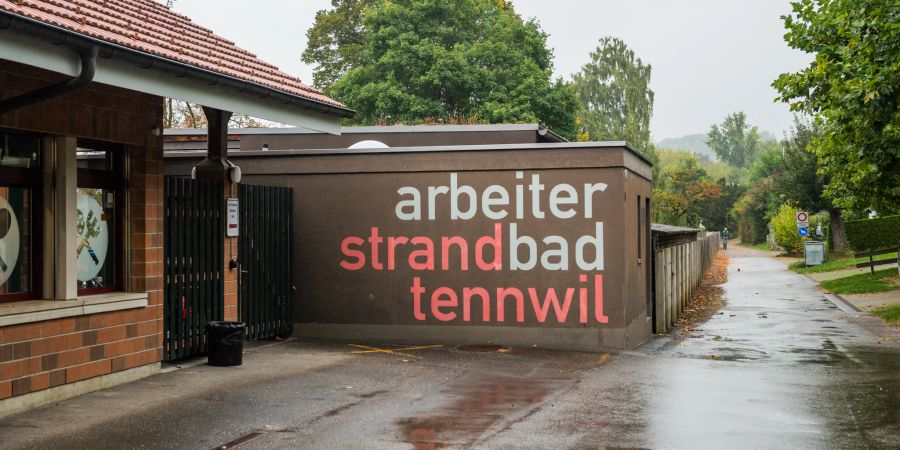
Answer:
top-left (194, 106), bottom-right (240, 322)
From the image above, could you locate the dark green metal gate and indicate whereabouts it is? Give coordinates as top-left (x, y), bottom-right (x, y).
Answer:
top-left (163, 177), bottom-right (224, 361)
top-left (238, 183), bottom-right (293, 340)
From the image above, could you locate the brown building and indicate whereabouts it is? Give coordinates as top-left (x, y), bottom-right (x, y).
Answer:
top-left (166, 141), bottom-right (654, 351)
top-left (0, 0), bottom-right (349, 417)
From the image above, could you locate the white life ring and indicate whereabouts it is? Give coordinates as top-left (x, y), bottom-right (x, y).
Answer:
top-left (0, 195), bottom-right (21, 287)
top-left (76, 193), bottom-right (110, 282)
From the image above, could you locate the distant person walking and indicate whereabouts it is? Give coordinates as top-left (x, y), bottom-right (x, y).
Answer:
top-left (722, 227), bottom-right (729, 250)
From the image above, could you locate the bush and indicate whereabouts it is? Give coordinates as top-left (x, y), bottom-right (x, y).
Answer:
top-left (845, 215), bottom-right (900, 253)
top-left (771, 204), bottom-right (803, 255)
top-left (771, 204), bottom-right (825, 256)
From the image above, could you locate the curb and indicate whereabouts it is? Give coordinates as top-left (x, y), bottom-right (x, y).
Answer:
top-left (800, 272), bottom-right (864, 313)
top-left (822, 292), bottom-right (862, 314)
top-left (830, 292), bottom-right (862, 312)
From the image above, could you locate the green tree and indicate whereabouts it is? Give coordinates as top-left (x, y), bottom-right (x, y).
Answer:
top-left (773, 0), bottom-right (900, 213)
top-left (324, 0), bottom-right (579, 139)
top-left (748, 142), bottom-right (783, 181)
top-left (301, 0), bottom-right (378, 89)
top-left (652, 151), bottom-right (722, 226)
top-left (706, 112), bottom-right (761, 168)
top-left (731, 144), bottom-right (784, 245)
top-left (772, 116), bottom-right (850, 252)
top-left (703, 178), bottom-right (745, 232)
top-left (572, 37), bottom-right (654, 153)
top-left (733, 177), bottom-right (778, 244)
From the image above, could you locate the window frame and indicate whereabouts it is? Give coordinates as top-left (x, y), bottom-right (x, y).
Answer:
top-left (0, 130), bottom-right (44, 303)
top-left (75, 139), bottom-right (126, 296)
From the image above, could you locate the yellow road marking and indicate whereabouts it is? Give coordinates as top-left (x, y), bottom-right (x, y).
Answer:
top-left (349, 344), bottom-right (443, 357)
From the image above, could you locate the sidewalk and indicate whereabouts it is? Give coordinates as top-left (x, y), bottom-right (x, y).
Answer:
top-left (802, 262), bottom-right (900, 316)
top-left (806, 262), bottom-right (899, 282)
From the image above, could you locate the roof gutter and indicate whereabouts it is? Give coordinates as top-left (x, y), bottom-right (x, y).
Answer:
top-left (0, 10), bottom-right (355, 119)
top-left (0, 17), bottom-right (97, 115)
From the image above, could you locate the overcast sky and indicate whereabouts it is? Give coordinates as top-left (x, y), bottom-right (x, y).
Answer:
top-left (173, 0), bottom-right (811, 140)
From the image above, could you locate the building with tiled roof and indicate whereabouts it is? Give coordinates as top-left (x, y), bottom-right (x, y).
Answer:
top-left (0, 0), bottom-right (350, 417)
top-left (0, 0), bottom-right (353, 132)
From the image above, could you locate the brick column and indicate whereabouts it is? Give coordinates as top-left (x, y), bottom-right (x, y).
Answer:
top-left (195, 106), bottom-right (239, 322)
top-left (129, 136), bottom-right (165, 363)
top-left (223, 203), bottom-right (238, 322)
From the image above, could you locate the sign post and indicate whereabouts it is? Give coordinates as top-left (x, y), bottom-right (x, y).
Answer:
top-left (795, 211), bottom-right (809, 228)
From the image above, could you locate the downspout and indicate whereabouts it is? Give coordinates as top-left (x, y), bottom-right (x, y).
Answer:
top-left (0, 46), bottom-right (97, 115)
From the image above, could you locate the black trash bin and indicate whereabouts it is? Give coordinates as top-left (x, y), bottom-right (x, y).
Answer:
top-left (207, 321), bottom-right (246, 366)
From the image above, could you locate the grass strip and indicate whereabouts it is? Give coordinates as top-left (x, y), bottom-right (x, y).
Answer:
top-left (871, 305), bottom-right (900, 324)
top-left (790, 252), bottom-right (897, 274)
top-left (820, 268), bottom-right (898, 295)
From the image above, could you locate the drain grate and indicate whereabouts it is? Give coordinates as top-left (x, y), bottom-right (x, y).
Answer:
top-left (457, 344), bottom-right (508, 352)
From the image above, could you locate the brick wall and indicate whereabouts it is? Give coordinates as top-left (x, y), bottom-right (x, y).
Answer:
top-left (0, 310), bottom-right (160, 397)
top-left (0, 61), bottom-right (165, 400)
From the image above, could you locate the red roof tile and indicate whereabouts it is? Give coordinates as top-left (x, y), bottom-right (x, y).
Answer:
top-left (0, 0), bottom-right (347, 110)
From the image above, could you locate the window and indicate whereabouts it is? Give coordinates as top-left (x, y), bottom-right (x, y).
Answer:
top-left (76, 141), bottom-right (124, 295)
top-left (0, 131), bottom-right (42, 302)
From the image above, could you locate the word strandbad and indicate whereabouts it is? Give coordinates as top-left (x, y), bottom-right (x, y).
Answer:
top-left (340, 222), bottom-right (603, 272)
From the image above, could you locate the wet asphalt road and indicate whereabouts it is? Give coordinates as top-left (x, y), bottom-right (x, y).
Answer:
top-left (1, 247), bottom-right (898, 449)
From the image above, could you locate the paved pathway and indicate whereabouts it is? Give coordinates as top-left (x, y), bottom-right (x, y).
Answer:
top-left (1, 247), bottom-right (898, 449)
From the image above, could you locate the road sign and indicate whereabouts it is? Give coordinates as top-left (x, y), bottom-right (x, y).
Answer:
top-left (796, 211), bottom-right (809, 228)
top-left (798, 227), bottom-right (809, 237)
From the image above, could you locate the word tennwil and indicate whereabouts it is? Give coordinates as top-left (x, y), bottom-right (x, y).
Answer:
top-left (339, 171), bottom-right (610, 325)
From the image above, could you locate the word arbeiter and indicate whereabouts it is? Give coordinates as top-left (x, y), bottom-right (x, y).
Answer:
top-left (395, 172), bottom-right (608, 221)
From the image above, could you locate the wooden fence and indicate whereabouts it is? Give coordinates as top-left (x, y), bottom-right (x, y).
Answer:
top-left (651, 229), bottom-right (721, 334)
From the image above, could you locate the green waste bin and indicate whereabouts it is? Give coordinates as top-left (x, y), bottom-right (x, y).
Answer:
top-left (207, 321), bottom-right (245, 366)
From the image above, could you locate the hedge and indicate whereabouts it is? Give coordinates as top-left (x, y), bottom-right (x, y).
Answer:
top-left (844, 215), bottom-right (900, 253)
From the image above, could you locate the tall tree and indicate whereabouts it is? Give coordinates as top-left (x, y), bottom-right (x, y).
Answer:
top-left (301, 0), bottom-right (378, 89)
top-left (773, 116), bottom-right (849, 251)
top-left (652, 151), bottom-right (722, 226)
top-left (323, 0), bottom-right (579, 139)
top-left (706, 112), bottom-right (761, 168)
top-left (572, 37), bottom-right (654, 153)
top-left (773, 0), bottom-right (900, 213)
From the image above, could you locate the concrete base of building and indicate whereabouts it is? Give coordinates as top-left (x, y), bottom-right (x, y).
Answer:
top-left (293, 323), bottom-right (650, 351)
top-left (0, 363), bottom-right (161, 419)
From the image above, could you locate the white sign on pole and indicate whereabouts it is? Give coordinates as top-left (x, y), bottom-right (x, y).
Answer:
top-left (796, 211), bottom-right (809, 228)
top-left (226, 198), bottom-right (239, 237)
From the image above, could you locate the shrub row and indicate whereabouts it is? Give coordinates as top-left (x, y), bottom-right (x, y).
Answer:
top-left (845, 215), bottom-right (900, 253)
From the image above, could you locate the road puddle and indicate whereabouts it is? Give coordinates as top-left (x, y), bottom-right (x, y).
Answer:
top-left (398, 377), bottom-right (554, 448)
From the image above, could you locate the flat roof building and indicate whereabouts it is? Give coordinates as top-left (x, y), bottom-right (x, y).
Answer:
top-left (163, 123), bottom-right (567, 154)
